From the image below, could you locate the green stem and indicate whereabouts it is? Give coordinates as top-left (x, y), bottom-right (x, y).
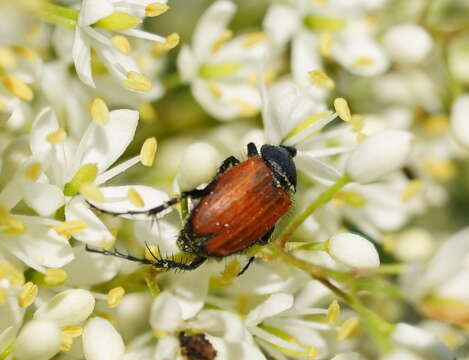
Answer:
top-left (39, 2), bottom-right (78, 27)
top-left (276, 174), bottom-right (350, 248)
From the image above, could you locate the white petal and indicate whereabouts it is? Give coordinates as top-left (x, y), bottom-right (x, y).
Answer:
top-left (451, 94), bottom-right (469, 148)
top-left (190, 310), bottom-right (246, 343)
top-left (191, 80), bottom-right (240, 120)
top-left (22, 181), bottom-right (64, 217)
top-left (245, 293), bottom-right (293, 327)
top-left (133, 220), bottom-right (179, 255)
top-left (295, 153), bottom-right (342, 185)
top-left (0, 219), bottom-right (74, 272)
top-left (30, 107), bottom-right (59, 163)
top-left (0, 327), bottom-right (15, 355)
top-left (79, 0), bottom-right (114, 26)
top-left (263, 4), bottom-right (299, 49)
top-left (89, 185), bottom-right (171, 220)
top-left (153, 336), bottom-right (179, 360)
top-left (72, 28), bottom-right (95, 87)
top-left (177, 45), bottom-right (198, 82)
top-left (260, 79), bottom-right (288, 145)
top-left (383, 24), bottom-right (433, 64)
top-left (150, 292), bottom-right (183, 332)
top-left (329, 232), bottom-right (380, 270)
top-left (35, 289), bottom-right (95, 326)
top-left (83, 317), bottom-right (125, 360)
top-left (332, 353), bottom-right (363, 360)
top-left (75, 109), bottom-right (138, 173)
top-left (65, 197), bottom-right (114, 247)
top-left (192, 0), bottom-right (237, 59)
top-left (119, 28), bottom-right (165, 42)
top-left (63, 245), bottom-right (120, 286)
top-left (14, 320), bottom-right (61, 360)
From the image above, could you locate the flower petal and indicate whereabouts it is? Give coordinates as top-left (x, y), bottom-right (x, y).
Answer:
top-left (263, 4), bottom-right (299, 49)
top-left (79, 0), bottom-right (114, 26)
top-left (30, 107), bottom-right (59, 163)
top-left (22, 181), bottom-right (64, 217)
top-left (83, 317), bottom-right (125, 360)
top-left (72, 27), bottom-right (95, 87)
top-left (245, 293), bottom-right (294, 327)
top-left (295, 153), bottom-right (342, 185)
top-left (150, 292), bottom-right (183, 332)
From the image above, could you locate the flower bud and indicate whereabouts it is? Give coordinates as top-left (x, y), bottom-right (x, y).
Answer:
top-left (176, 142), bottom-right (220, 191)
top-left (83, 318), bottom-right (125, 360)
top-left (383, 24), bottom-right (432, 64)
top-left (34, 289), bottom-right (95, 326)
top-left (329, 233), bottom-right (380, 270)
top-left (451, 94), bottom-right (469, 148)
top-left (346, 130), bottom-right (413, 183)
top-left (391, 323), bottom-right (454, 360)
top-left (14, 320), bottom-right (61, 360)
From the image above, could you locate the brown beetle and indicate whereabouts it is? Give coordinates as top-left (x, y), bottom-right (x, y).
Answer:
top-left (87, 142), bottom-right (297, 275)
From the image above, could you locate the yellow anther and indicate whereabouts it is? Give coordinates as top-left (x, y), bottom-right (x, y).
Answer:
top-left (3, 75), bottom-right (33, 101)
top-left (145, 3), bottom-right (169, 17)
top-left (152, 33), bottom-right (180, 56)
top-left (424, 159), bottom-right (456, 181)
top-left (0, 206), bottom-right (26, 234)
top-left (383, 234), bottom-right (395, 252)
top-left (44, 268), bottom-right (68, 286)
top-left (327, 300), bottom-right (340, 324)
top-left (18, 281), bottom-right (38, 308)
top-left (356, 132), bottom-right (367, 142)
top-left (231, 98), bottom-right (258, 117)
top-left (107, 286), bottom-right (125, 308)
top-left (442, 331), bottom-right (464, 349)
top-left (11, 45), bottom-right (38, 62)
top-left (64, 163), bottom-right (98, 196)
top-left (111, 35), bottom-right (131, 55)
top-left (319, 32), bottom-right (333, 57)
top-left (95, 12), bottom-right (141, 31)
top-left (46, 128), bottom-right (67, 144)
top-left (138, 103), bottom-right (158, 123)
top-left (51, 220), bottom-right (88, 238)
top-left (60, 326), bottom-right (83, 351)
top-left (145, 244), bottom-right (160, 261)
top-left (353, 57), bottom-right (374, 67)
top-left (212, 30), bottom-right (233, 53)
top-left (307, 346), bottom-right (320, 359)
top-left (101, 238), bottom-right (115, 250)
top-left (0, 262), bottom-right (25, 286)
top-left (140, 137), bottom-right (157, 167)
top-left (350, 114), bottom-right (364, 132)
top-left (235, 294), bottom-right (250, 315)
top-left (90, 97), bottom-right (109, 125)
top-left (205, 81), bottom-right (222, 98)
top-left (127, 188), bottom-right (145, 207)
top-left (80, 183), bottom-right (105, 202)
top-left (24, 162), bottom-right (42, 181)
top-left (0, 288), bottom-right (7, 305)
top-left (0, 47), bottom-right (16, 69)
top-left (153, 329), bottom-right (167, 339)
top-left (334, 97), bottom-right (352, 122)
top-left (422, 115), bottom-right (449, 134)
top-left (124, 71), bottom-right (152, 92)
top-left (401, 180), bottom-right (423, 202)
top-left (242, 32), bottom-right (266, 48)
top-left (337, 317), bottom-right (360, 341)
top-left (308, 70), bottom-right (335, 90)
top-left (219, 259), bottom-right (241, 285)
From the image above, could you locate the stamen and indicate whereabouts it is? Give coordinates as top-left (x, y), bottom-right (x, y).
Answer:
top-left (401, 180), bottom-right (423, 202)
top-left (51, 220), bottom-right (88, 238)
top-left (46, 128), bottom-right (67, 144)
top-left (350, 114), bottom-right (364, 132)
top-left (145, 3), bottom-right (169, 17)
top-left (308, 70), bottom-right (335, 90)
top-left (80, 183), bottom-right (105, 202)
top-left (307, 346), bottom-right (320, 359)
top-left (107, 286), bottom-right (125, 308)
top-left (327, 300), bottom-right (340, 324)
top-left (0, 47), bottom-right (16, 69)
top-left (18, 281), bottom-right (38, 308)
top-left (3, 75), bottom-right (33, 101)
top-left (24, 162), bottom-right (42, 181)
top-left (90, 97), bottom-right (109, 125)
top-left (124, 71), bottom-right (152, 92)
top-left (44, 268), bottom-right (68, 286)
top-left (138, 103), bottom-right (158, 123)
top-left (353, 57), bottom-right (374, 67)
top-left (95, 12), bottom-right (141, 31)
top-left (424, 159), bottom-right (456, 181)
top-left (0, 262), bottom-right (25, 286)
top-left (11, 45), bottom-right (38, 62)
top-left (334, 97), bottom-right (352, 122)
top-left (140, 137), bottom-right (157, 167)
top-left (242, 32), bottom-right (266, 48)
top-left (152, 33), bottom-right (180, 56)
top-left (212, 30), bottom-right (233, 53)
top-left (219, 259), bottom-right (241, 285)
top-left (0, 288), bottom-right (6, 305)
top-left (111, 35), bottom-right (131, 55)
top-left (64, 163), bottom-right (98, 196)
top-left (60, 326), bottom-right (83, 351)
top-left (127, 188), bottom-right (144, 207)
top-left (319, 32), bottom-right (333, 57)
top-left (205, 81), bottom-right (222, 98)
top-left (0, 205), bottom-right (26, 234)
top-left (337, 317), bottom-right (360, 341)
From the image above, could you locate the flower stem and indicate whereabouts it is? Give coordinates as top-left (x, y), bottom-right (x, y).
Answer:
top-left (276, 174), bottom-right (350, 248)
top-left (39, 2), bottom-right (78, 28)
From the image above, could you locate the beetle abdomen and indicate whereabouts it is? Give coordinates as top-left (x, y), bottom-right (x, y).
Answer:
top-left (189, 157), bottom-right (291, 256)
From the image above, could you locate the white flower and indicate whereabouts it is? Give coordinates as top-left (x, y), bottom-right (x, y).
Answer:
top-left (328, 232), bottom-right (380, 270)
top-left (83, 317), bottom-right (125, 360)
top-left (13, 320), bottom-right (62, 360)
top-left (72, 0), bottom-right (167, 89)
top-left (177, 0), bottom-right (267, 120)
top-left (450, 94), bottom-right (469, 148)
top-left (346, 130), bottom-right (413, 183)
top-left (383, 24), bottom-right (433, 64)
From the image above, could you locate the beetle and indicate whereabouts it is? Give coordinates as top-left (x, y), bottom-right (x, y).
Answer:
top-left (86, 142), bottom-right (297, 275)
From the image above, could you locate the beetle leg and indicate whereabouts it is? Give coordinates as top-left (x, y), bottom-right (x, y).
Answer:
top-left (217, 156), bottom-right (240, 175)
top-left (85, 245), bottom-right (207, 271)
top-left (257, 226), bottom-right (275, 245)
top-left (247, 142), bottom-right (259, 157)
top-left (237, 256), bottom-right (255, 276)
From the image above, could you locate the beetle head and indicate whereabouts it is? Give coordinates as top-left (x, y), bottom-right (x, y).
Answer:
top-left (260, 144), bottom-right (297, 192)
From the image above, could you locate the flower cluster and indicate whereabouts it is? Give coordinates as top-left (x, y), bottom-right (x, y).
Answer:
top-left (1, 0), bottom-right (469, 359)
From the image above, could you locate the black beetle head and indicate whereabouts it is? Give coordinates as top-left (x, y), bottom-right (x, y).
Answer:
top-left (260, 144), bottom-right (297, 192)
